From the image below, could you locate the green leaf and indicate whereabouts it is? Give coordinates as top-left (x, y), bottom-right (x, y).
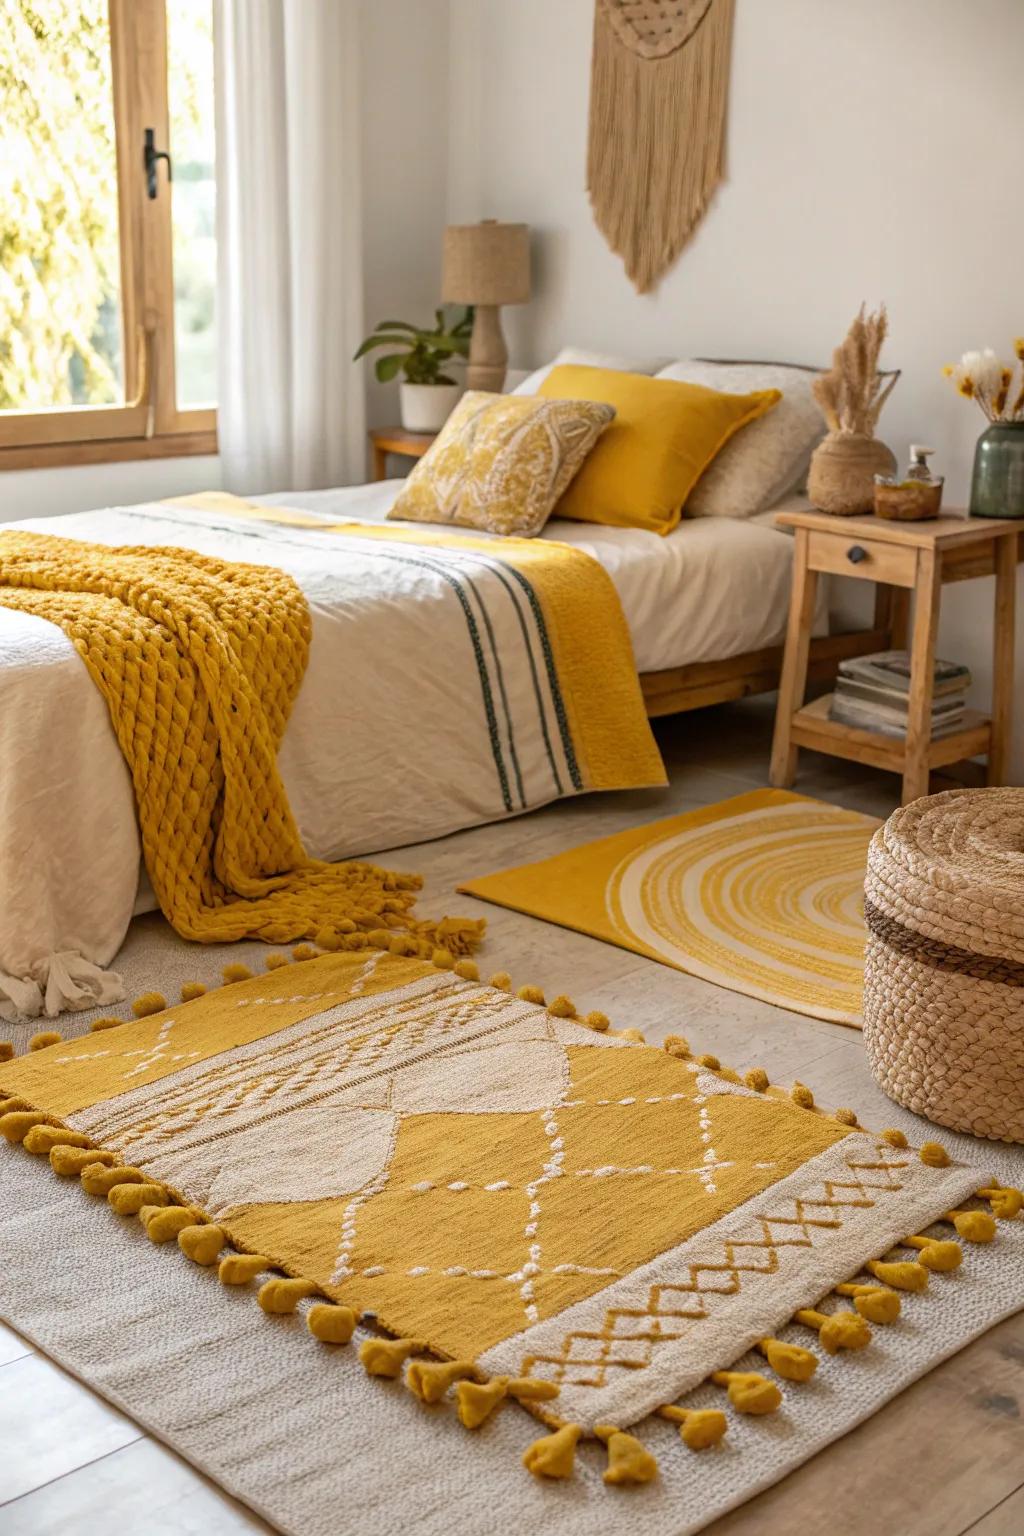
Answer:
top-left (375, 353), bottom-right (405, 383)
top-left (353, 334), bottom-right (414, 360)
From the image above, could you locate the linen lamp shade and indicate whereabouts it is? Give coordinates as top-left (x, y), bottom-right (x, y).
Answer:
top-left (442, 220), bottom-right (530, 392)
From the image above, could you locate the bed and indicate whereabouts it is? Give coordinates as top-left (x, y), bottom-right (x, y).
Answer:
top-left (0, 481), bottom-right (849, 1020)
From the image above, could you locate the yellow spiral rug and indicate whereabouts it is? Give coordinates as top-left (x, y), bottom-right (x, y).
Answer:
top-left (460, 789), bottom-right (880, 1027)
top-left (1, 947), bottom-right (1018, 1491)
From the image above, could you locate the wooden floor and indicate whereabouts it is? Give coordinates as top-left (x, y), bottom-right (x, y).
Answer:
top-left (1, 699), bottom-right (1021, 1535)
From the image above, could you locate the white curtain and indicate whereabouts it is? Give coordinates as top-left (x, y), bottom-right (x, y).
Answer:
top-left (214, 0), bottom-right (366, 493)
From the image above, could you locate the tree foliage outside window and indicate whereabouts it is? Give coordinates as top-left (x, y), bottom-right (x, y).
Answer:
top-left (0, 0), bottom-right (216, 413)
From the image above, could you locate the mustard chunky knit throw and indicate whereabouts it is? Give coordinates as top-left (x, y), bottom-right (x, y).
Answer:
top-left (0, 532), bottom-right (481, 955)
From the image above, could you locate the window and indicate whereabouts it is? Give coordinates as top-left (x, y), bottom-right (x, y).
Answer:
top-left (0, 0), bottom-right (217, 468)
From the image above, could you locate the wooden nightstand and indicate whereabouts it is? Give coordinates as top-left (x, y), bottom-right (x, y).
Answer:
top-left (369, 427), bottom-right (436, 482)
top-left (769, 507), bottom-right (1024, 804)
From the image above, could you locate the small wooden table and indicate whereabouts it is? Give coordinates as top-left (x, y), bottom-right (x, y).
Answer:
top-left (769, 507), bottom-right (1024, 805)
top-left (369, 427), bottom-right (436, 481)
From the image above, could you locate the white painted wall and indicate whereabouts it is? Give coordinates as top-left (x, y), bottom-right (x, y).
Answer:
top-left (447, 0), bottom-right (1024, 780)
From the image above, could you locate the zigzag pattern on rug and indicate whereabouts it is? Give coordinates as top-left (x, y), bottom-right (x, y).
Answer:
top-left (1, 946), bottom-right (1020, 1491)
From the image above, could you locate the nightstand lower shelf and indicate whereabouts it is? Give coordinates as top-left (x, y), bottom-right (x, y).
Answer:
top-left (790, 693), bottom-right (991, 774)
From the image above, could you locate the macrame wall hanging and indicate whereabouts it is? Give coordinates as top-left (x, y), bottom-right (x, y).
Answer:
top-left (587, 0), bottom-right (736, 293)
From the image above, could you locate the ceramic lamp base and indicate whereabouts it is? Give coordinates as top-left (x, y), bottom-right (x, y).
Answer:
top-left (466, 305), bottom-right (508, 393)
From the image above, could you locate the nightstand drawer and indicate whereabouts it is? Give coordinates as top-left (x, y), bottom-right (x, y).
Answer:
top-left (806, 529), bottom-right (918, 587)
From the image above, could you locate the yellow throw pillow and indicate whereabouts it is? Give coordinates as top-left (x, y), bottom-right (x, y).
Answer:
top-left (538, 365), bottom-right (781, 534)
top-left (388, 391), bottom-right (615, 537)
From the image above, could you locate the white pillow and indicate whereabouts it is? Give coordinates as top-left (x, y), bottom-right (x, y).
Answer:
top-left (512, 346), bottom-right (671, 396)
top-left (656, 359), bottom-right (825, 518)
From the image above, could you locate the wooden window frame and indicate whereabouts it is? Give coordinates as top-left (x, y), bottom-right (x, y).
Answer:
top-left (0, 0), bottom-right (217, 471)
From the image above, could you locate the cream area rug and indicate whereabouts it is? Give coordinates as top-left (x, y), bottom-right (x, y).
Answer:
top-left (460, 790), bottom-right (878, 1027)
top-left (2, 934), bottom-right (1023, 1531)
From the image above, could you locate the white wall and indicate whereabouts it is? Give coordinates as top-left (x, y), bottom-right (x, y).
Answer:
top-left (447, 0), bottom-right (1024, 781)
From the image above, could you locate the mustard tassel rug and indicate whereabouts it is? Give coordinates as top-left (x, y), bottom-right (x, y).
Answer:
top-left (460, 789), bottom-right (879, 1028)
top-left (2, 947), bottom-right (1019, 1495)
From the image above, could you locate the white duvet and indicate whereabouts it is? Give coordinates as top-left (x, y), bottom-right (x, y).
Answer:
top-left (0, 483), bottom-right (818, 1020)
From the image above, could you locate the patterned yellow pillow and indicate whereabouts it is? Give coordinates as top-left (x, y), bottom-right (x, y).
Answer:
top-left (387, 391), bottom-right (615, 537)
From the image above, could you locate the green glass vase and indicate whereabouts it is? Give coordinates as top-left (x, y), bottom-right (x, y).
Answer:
top-left (969, 421), bottom-right (1024, 518)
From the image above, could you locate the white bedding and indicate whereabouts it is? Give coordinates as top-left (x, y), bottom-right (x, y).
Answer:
top-left (0, 484), bottom-right (821, 1019)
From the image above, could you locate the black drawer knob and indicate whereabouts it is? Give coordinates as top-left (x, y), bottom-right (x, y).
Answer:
top-left (846, 545), bottom-right (868, 565)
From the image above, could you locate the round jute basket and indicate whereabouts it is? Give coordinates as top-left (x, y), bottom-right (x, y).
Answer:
top-left (863, 788), bottom-right (1024, 1143)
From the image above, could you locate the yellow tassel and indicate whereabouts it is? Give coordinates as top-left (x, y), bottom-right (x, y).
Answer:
top-left (145, 1206), bottom-right (202, 1244)
top-left (178, 1224), bottom-right (225, 1265)
top-left (522, 1423), bottom-right (580, 1480)
top-left (758, 1337), bottom-right (818, 1382)
top-left (618, 1028), bottom-right (646, 1043)
top-left (406, 1359), bottom-right (477, 1404)
top-left (315, 927), bottom-right (341, 951)
top-left (453, 959), bottom-right (479, 981)
top-left (108, 1182), bottom-right (168, 1216)
top-left (90, 1016), bottom-right (124, 1032)
top-left (81, 1163), bottom-right (146, 1196)
top-left (657, 1405), bottom-right (728, 1450)
top-left (516, 984), bottom-right (545, 1005)
top-left (508, 1377), bottom-right (559, 1404)
top-left (919, 1141), bottom-right (951, 1168)
top-left (0, 1042), bottom-right (12, 1062)
top-left (265, 953), bottom-right (290, 971)
top-left (695, 1053), bottom-right (720, 1070)
top-left (744, 1068), bottom-right (769, 1092)
top-left (0, 1111), bottom-right (55, 1144)
top-left (222, 963), bottom-right (252, 984)
top-left (22, 1126), bottom-right (92, 1156)
top-left (980, 1186), bottom-right (1023, 1220)
top-left (833, 1108), bottom-right (859, 1127)
top-left (595, 1424), bottom-right (658, 1486)
top-left (218, 1253), bottom-right (269, 1285)
top-left (945, 1209), bottom-right (996, 1243)
top-left (29, 1031), bottom-right (62, 1052)
top-left (456, 1377), bottom-right (508, 1428)
top-left (0, 1096), bottom-right (31, 1114)
top-left (258, 1277), bottom-right (318, 1314)
top-left (836, 1283), bottom-right (901, 1324)
top-left (132, 991), bottom-right (166, 1018)
top-left (292, 944), bottom-right (317, 962)
top-left (359, 1337), bottom-right (422, 1378)
top-left (717, 1067), bottom-right (743, 1084)
top-left (711, 1370), bottom-right (782, 1414)
top-left (867, 1259), bottom-right (929, 1292)
top-left (791, 1082), bottom-right (814, 1109)
top-left (432, 948), bottom-right (454, 970)
top-left (50, 1145), bottom-right (115, 1177)
top-left (881, 1128), bottom-right (908, 1148)
top-left (663, 1035), bottom-right (690, 1059)
top-left (584, 1011), bottom-right (610, 1033)
top-left (489, 971), bottom-right (512, 992)
top-left (904, 1236), bottom-right (962, 1272)
top-left (180, 982), bottom-right (207, 1002)
top-left (307, 1304), bottom-right (360, 1344)
top-left (794, 1308), bottom-right (871, 1353)
top-left (547, 994), bottom-right (576, 1018)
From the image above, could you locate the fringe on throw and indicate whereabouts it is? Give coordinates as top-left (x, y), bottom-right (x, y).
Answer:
top-left (587, 0), bottom-right (735, 293)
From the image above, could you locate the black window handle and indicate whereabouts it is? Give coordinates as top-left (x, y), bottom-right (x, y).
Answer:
top-left (144, 128), bottom-right (172, 200)
top-left (847, 545), bottom-right (868, 565)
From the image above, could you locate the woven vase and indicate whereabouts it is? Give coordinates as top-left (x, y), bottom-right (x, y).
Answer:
top-left (862, 788), bottom-right (1024, 1144)
top-left (808, 432), bottom-right (896, 516)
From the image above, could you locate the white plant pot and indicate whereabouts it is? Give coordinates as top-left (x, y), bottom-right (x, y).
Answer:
top-left (400, 381), bottom-right (462, 434)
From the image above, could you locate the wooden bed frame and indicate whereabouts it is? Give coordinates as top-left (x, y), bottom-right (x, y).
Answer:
top-left (639, 595), bottom-right (896, 718)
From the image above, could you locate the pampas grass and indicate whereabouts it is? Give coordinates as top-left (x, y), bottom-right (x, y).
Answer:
top-left (813, 304), bottom-right (898, 437)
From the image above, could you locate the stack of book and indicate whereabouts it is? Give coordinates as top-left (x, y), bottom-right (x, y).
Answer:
top-left (830, 651), bottom-right (971, 739)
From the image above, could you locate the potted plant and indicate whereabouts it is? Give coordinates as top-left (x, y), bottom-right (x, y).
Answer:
top-left (944, 340), bottom-right (1024, 517)
top-left (354, 307), bottom-right (473, 433)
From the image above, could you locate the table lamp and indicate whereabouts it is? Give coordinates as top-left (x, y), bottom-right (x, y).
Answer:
top-left (441, 220), bottom-right (530, 393)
